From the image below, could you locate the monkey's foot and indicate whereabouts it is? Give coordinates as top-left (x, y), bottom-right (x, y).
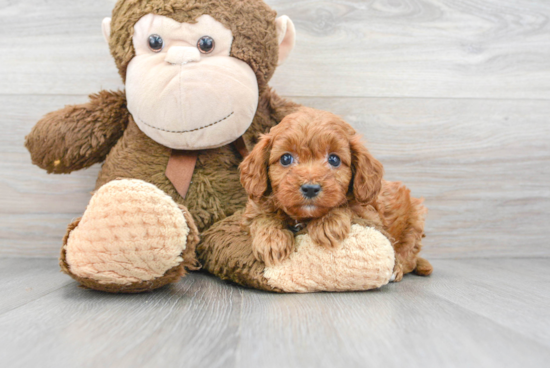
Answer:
top-left (60, 179), bottom-right (199, 293)
top-left (199, 212), bottom-right (395, 293)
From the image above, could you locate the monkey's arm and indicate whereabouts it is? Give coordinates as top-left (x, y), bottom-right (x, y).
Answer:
top-left (25, 90), bottom-right (129, 174)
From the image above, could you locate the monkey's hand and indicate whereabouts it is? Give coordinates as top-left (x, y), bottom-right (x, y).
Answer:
top-left (307, 207), bottom-right (352, 249)
top-left (25, 90), bottom-right (129, 174)
top-left (249, 215), bottom-right (295, 266)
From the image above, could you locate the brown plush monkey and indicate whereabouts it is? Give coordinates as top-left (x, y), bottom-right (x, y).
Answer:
top-left (26, 0), bottom-right (300, 293)
top-left (26, 0), bottom-right (396, 293)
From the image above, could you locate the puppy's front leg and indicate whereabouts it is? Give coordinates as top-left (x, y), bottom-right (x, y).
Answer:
top-left (249, 216), bottom-right (295, 266)
top-left (307, 207), bottom-right (352, 248)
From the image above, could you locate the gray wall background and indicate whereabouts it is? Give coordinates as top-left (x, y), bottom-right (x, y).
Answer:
top-left (1, 0), bottom-right (549, 258)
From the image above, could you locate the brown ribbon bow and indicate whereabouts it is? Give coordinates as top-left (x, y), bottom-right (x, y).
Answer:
top-left (165, 137), bottom-right (249, 199)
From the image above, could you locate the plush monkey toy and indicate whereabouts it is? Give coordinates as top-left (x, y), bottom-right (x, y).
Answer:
top-left (26, 0), bottom-right (395, 293)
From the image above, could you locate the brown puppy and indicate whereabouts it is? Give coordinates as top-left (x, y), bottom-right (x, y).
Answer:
top-left (240, 107), bottom-right (433, 281)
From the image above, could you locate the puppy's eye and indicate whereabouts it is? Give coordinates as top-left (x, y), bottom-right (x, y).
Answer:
top-left (148, 34), bottom-right (164, 52)
top-left (280, 153), bottom-right (294, 167)
top-left (328, 154), bottom-right (341, 167)
top-left (198, 36), bottom-right (215, 54)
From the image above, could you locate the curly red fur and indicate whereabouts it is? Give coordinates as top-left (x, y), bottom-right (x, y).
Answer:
top-left (240, 107), bottom-right (433, 279)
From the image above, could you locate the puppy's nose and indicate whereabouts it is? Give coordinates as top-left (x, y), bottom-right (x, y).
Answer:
top-left (301, 184), bottom-right (321, 199)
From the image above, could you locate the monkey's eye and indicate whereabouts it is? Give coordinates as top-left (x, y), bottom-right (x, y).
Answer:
top-left (148, 34), bottom-right (164, 52)
top-left (280, 153), bottom-right (294, 167)
top-left (328, 154), bottom-right (341, 167)
top-left (197, 36), bottom-right (215, 54)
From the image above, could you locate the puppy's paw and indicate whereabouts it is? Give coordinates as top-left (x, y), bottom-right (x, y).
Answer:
top-left (252, 228), bottom-right (295, 266)
top-left (308, 210), bottom-right (352, 248)
top-left (391, 262), bottom-right (404, 283)
top-left (309, 225), bottom-right (349, 249)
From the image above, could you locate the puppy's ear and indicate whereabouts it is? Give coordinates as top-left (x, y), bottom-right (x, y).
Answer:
top-left (240, 134), bottom-right (272, 199)
top-left (350, 135), bottom-right (384, 204)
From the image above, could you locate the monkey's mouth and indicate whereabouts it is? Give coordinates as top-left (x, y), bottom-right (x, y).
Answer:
top-left (136, 111), bottom-right (234, 134)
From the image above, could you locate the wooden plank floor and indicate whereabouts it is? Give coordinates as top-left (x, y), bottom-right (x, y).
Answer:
top-left (1, 258), bottom-right (549, 368)
top-left (1, 0), bottom-right (550, 366)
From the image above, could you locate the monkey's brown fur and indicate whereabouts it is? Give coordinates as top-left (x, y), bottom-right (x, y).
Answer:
top-left (25, 0), bottom-right (300, 291)
top-left (25, 0), bottom-right (300, 233)
top-left (240, 108), bottom-right (433, 280)
top-left (109, 0), bottom-right (281, 89)
top-left (199, 210), bottom-right (284, 292)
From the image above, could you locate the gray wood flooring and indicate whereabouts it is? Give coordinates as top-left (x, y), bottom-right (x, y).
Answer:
top-left (1, 0), bottom-right (550, 367)
top-left (1, 258), bottom-right (549, 368)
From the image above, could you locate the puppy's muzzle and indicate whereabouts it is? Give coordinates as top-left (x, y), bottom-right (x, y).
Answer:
top-left (301, 184), bottom-right (321, 199)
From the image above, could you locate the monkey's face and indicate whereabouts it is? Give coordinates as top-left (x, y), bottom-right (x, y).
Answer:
top-left (125, 14), bottom-right (259, 150)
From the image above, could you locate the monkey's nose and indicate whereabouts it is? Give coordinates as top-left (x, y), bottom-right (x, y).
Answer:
top-left (300, 184), bottom-right (322, 199)
top-left (165, 46), bottom-right (201, 65)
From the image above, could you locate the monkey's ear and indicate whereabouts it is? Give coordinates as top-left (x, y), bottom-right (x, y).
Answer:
top-left (275, 16), bottom-right (296, 66)
top-left (239, 135), bottom-right (272, 199)
top-left (102, 18), bottom-right (112, 43)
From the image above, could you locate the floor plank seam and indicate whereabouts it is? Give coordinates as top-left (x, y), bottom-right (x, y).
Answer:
top-left (0, 281), bottom-right (74, 317)
top-left (233, 287), bottom-right (245, 368)
top-left (420, 287), bottom-right (550, 350)
top-left (112, 285), bottom-right (192, 363)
